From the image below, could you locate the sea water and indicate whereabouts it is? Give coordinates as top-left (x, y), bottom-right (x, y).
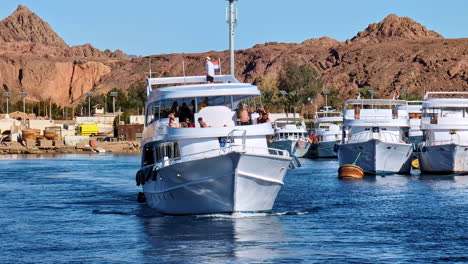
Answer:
top-left (0, 154), bottom-right (466, 263)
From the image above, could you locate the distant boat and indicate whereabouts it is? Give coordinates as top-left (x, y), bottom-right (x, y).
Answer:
top-left (137, 75), bottom-right (292, 215)
top-left (418, 92), bottom-right (468, 173)
top-left (268, 117), bottom-right (312, 158)
top-left (310, 107), bottom-right (343, 158)
top-left (337, 99), bottom-right (413, 174)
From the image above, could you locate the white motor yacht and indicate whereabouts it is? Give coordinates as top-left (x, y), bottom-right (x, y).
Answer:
top-left (136, 75), bottom-right (292, 215)
top-left (418, 92), bottom-right (468, 173)
top-left (310, 107), bottom-right (343, 158)
top-left (268, 117), bottom-right (311, 158)
top-left (337, 99), bottom-right (413, 174)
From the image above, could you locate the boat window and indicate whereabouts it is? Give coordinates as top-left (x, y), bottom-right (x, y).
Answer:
top-left (154, 141), bottom-right (181, 162)
top-left (146, 102), bottom-right (161, 125)
top-left (142, 143), bottom-right (155, 166)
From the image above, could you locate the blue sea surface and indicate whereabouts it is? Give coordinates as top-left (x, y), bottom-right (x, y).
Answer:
top-left (0, 154), bottom-right (467, 263)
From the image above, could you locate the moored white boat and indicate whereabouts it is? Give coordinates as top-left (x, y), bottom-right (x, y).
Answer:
top-left (310, 107), bottom-right (342, 158)
top-left (337, 99), bottom-right (413, 174)
top-left (137, 75), bottom-right (291, 215)
top-left (418, 92), bottom-right (468, 173)
top-left (268, 118), bottom-right (312, 158)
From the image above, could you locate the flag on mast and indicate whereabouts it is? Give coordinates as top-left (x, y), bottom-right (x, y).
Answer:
top-left (213, 59), bottom-right (221, 74)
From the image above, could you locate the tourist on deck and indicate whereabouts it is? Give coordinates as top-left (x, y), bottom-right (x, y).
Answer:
top-left (238, 104), bottom-right (251, 125)
top-left (168, 117), bottom-right (178, 127)
top-left (170, 102), bottom-right (179, 117)
top-left (257, 112), bottom-right (270, 124)
top-left (199, 97), bottom-right (210, 110)
top-left (183, 117), bottom-right (195, 128)
top-left (198, 117), bottom-right (208, 128)
top-left (179, 102), bottom-right (192, 122)
top-left (205, 57), bottom-right (215, 83)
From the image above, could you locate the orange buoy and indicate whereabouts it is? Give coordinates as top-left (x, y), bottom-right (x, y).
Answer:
top-left (338, 164), bottom-right (364, 179)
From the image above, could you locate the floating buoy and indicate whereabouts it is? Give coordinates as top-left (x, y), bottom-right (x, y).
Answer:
top-left (338, 164), bottom-right (364, 179)
top-left (411, 159), bottom-right (420, 169)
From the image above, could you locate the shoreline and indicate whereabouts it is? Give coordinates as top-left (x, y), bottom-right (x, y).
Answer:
top-left (0, 141), bottom-right (141, 155)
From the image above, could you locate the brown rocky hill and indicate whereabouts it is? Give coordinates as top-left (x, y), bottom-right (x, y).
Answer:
top-left (0, 5), bottom-right (127, 105)
top-left (0, 7), bottom-right (467, 107)
top-left (97, 15), bottom-right (467, 101)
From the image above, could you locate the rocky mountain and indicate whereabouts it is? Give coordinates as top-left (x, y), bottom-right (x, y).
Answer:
top-left (350, 14), bottom-right (444, 44)
top-left (98, 14), bottom-right (467, 101)
top-left (0, 6), bottom-right (466, 107)
top-left (0, 5), bottom-right (127, 105)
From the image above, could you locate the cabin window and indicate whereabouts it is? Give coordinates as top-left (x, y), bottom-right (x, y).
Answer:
top-left (146, 101), bottom-right (161, 125)
top-left (155, 141), bottom-right (181, 162)
top-left (142, 143), bottom-right (155, 166)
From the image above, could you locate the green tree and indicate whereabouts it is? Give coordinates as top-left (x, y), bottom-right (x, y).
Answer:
top-left (326, 88), bottom-right (344, 110)
top-left (278, 60), bottom-right (323, 115)
top-left (358, 87), bottom-right (380, 99)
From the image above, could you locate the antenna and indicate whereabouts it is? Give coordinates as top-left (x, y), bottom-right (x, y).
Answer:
top-left (226, 0), bottom-right (238, 77)
top-left (149, 57), bottom-right (152, 78)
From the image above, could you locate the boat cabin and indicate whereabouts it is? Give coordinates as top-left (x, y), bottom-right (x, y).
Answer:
top-left (421, 92), bottom-right (468, 146)
top-left (342, 99), bottom-right (410, 144)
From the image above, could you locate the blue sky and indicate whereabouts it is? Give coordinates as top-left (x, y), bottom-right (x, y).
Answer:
top-left (1, 0), bottom-right (467, 56)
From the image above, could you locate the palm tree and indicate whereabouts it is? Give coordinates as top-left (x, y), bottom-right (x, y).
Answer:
top-left (261, 89), bottom-right (276, 112)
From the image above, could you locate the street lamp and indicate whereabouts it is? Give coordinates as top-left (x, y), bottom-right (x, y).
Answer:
top-left (3, 91), bottom-right (11, 115)
top-left (110, 91), bottom-right (118, 118)
top-left (21, 92), bottom-right (28, 126)
top-left (322, 90), bottom-right (330, 109)
top-left (401, 89), bottom-right (408, 101)
top-left (369, 89), bottom-right (375, 100)
top-left (86, 92), bottom-right (93, 118)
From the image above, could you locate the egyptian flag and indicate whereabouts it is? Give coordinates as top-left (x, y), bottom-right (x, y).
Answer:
top-left (213, 59), bottom-right (221, 74)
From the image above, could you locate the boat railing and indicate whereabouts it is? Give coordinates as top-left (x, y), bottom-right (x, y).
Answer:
top-left (227, 129), bottom-right (246, 152)
top-left (426, 135), bottom-right (468, 146)
top-left (348, 131), bottom-right (402, 144)
top-left (348, 131), bottom-right (371, 143)
top-left (166, 145), bottom-right (289, 166)
top-left (424, 91), bottom-right (468, 99)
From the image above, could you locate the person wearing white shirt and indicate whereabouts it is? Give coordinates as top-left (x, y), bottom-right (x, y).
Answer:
top-left (205, 56), bottom-right (215, 83)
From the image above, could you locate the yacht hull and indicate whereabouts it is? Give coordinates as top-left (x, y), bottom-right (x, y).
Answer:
top-left (310, 140), bottom-right (339, 158)
top-left (269, 139), bottom-right (312, 158)
top-left (337, 139), bottom-right (412, 174)
top-left (142, 151), bottom-right (290, 215)
top-left (268, 140), bottom-right (295, 154)
top-left (419, 144), bottom-right (468, 173)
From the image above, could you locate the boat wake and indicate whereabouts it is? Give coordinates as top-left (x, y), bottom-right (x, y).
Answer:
top-left (196, 207), bottom-right (321, 219)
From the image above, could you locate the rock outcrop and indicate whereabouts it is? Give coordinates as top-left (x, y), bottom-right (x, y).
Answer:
top-left (350, 14), bottom-right (444, 44)
top-left (0, 5), bottom-right (68, 48)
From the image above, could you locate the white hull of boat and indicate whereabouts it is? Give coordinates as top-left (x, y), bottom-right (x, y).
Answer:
top-left (419, 144), bottom-right (468, 173)
top-left (142, 151), bottom-right (290, 215)
top-left (268, 140), bottom-right (295, 154)
top-left (337, 139), bottom-right (412, 174)
top-left (311, 140), bottom-right (339, 158)
top-left (268, 139), bottom-right (312, 158)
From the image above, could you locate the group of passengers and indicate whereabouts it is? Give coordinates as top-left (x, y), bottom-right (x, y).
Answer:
top-left (236, 105), bottom-right (270, 125)
top-left (169, 117), bottom-right (208, 128)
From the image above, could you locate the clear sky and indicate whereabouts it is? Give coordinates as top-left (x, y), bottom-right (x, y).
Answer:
top-left (1, 0), bottom-right (467, 56)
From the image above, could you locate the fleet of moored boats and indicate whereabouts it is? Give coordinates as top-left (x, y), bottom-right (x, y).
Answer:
top-left (136, 74), bottom-right (467, 215)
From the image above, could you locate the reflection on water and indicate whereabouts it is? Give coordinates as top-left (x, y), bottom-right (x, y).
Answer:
top-left (140, 213), bottom-right (290, 263)
top-left (0, 155), bottom-right (467, 263)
